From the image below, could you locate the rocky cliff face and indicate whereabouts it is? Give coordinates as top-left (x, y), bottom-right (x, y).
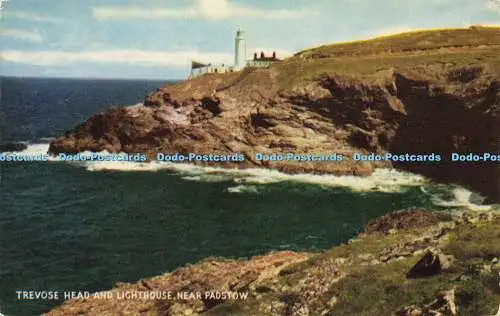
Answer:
top-left (49, 62), bottom-right (500, 202)
top-left (46, 209), bottom-right (500, 315)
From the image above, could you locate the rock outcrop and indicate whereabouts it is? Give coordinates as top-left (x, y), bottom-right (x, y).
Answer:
top-left (396, 288), bottom-right (457, 316)
top-left (49, 28), bottom-right (500, 203)
top-left (363, 208), bottom-right (451, 235)
top-left (406, 251), bottom-right (443, 278)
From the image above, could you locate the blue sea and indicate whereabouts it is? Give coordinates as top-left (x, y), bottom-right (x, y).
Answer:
top-left (0, 77), bottom-right (493, 316)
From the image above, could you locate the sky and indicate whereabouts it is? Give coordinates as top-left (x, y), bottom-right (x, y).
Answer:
top-left (0, 0), bottom-right (499, 80)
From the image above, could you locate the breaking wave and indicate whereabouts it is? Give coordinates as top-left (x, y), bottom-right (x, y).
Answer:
top-left (14, 143), bottom-right (53, 156)
top-left (227, 185), bottom-right (259, 194)
top-left (15, 143), bottom-right (427, 193)
top-left (421, 185), bottom-right (495, 211)
top-left (84, 161), bottom-right (428, 193)
top-left (11, 143), bottom-right (498, 211)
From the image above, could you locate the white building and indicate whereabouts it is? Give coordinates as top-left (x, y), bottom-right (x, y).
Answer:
top-left (189, 29), bottom-right (281, 79)
top-left (189, 61), bottom-right (233, 78)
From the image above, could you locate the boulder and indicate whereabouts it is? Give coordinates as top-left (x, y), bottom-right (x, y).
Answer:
top-left (396, 288), bottom-right (457, 315)
top-left (406, 251), bottom-right (442, 278)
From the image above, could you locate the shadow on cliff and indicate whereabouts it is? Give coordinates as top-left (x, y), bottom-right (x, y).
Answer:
top-left (389, 74), bottom-right (499, 203)
top-left (287, 71), bottom-right (499, 203)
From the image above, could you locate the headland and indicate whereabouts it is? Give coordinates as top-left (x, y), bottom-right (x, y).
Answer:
top-left (49, 27), bottom-right (500, 203)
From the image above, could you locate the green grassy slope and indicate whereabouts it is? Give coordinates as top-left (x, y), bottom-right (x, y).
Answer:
top-left (273, 27), bottom-right (500, 88)
top-left (295, 26), bottom-right (500, 59)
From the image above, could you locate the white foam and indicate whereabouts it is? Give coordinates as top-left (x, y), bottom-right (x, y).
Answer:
top-left (231, 168), bottom-right (426, 192)
top-left (12, 144), bottom-right (499, 208)
top-left (11, 143), bottom-right (427, 193)
top-left (430, 187), bottom-right (494, 211)
top-left (227, 184), bottom-right (259, 194)
top-left (39, 137), bottom-right (57, 142)
top-left (182, 174), bottom-right (233, 182)
top-left (85, 160), bottom-right (427, 193)
top-left (15, 143), bottom-right (50, 156)
top-left (81, 157), bottom-right (499, 209)
top-left (85, 161), bottom-right (156, 171)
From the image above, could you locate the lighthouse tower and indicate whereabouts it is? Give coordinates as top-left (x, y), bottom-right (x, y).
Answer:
top-left (234, 29), bottom-right (246, 71)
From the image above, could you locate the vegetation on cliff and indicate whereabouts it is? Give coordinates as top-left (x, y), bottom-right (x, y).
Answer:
top-left (280, 26), bottom-right (500, 87)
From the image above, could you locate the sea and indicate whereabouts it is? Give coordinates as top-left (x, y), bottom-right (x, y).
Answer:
top-left (0, 77), bottom-right (496, 316)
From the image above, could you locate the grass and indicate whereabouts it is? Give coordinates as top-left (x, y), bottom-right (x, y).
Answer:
top-left (270, 27), bottom-right (500, 89)
top-left (324, 219), bottom-right (500, 315)
top-left (278, 225), bottom-right (454, 278)
top-left (327, 257), bottom-right (500, 316)
top-left (328, 257), bottom-right (457, 315)
top-left (275, 47), bottom-right (500, 88)
top-left (276, 233), bottom-right (401, 278)
top-left (295, 27), bottom-right (500, 59)
top-left (445, 220), bottom-right (500, 261)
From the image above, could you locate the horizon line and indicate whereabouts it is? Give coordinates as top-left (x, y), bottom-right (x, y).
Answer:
top-left (0, 75), bottom-right (184, 81)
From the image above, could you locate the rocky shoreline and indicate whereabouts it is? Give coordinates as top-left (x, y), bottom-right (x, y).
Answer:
top-left (48, 29), bottom-right (500, 203)
top-left (46, 208), bottom-right (500, 315)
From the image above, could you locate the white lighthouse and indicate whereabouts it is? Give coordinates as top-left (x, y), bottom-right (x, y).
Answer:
top-left (188, 29), bottom-right (281, 79)
top-left (234, 29), bottom-right (246, 70)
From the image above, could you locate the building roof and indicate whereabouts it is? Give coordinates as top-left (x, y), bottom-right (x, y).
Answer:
top-left (252, 51), bottom-right (280, 62)
top-left (191, 61), bottom-right (208, 69)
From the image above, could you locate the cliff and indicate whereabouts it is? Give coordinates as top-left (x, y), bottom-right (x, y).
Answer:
top-left (49, 27), bottom-right (500, 203)
top-left (46, 208), bottom-right (500, 315)
top-left (44, 27), bottom-right (500, 315)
